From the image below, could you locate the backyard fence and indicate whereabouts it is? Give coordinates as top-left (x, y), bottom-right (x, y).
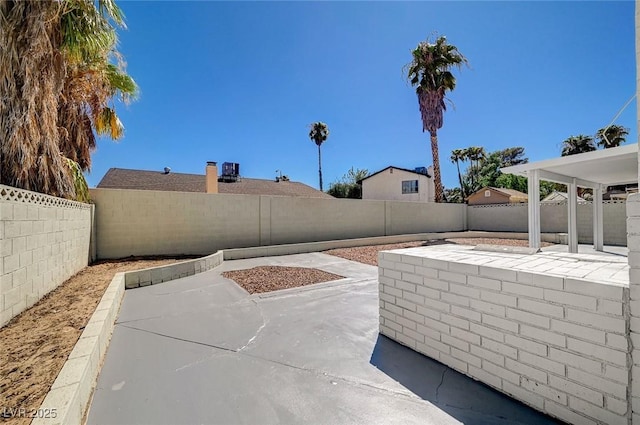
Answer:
top-left (89, 188), bottom-right (467, 259)
top-left (468, 201), bottom-right (628, 246)
top-left (0, 185), bottom-right (92, 327)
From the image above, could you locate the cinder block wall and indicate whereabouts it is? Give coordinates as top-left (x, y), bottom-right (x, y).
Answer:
top-left (379, 252), bottom-right (629, 425)
top-left (627, 194), bottom-right (640, 423)
top-left (0, 185), bottom-right (92, 327)
top-left (468, 202), bottom-right (628, 245)
top-left (89, 188), bottom-right (467, 259)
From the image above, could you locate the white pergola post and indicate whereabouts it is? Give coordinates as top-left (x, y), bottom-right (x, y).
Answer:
top-left (593, 184), bottom-right (604, 251)
top-left (528, 169), bottom-right (541, 250)
top-left (568, 178), bottom-right (578, 253)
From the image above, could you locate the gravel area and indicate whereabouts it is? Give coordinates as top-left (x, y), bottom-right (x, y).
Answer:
top-left (223, 266), bottom-right (344, 294)
top-left (325, 238), bottom-right (554, 266)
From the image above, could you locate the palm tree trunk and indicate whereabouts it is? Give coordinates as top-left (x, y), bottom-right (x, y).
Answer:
top-left (455, 161), bottom-right (464, 199)
top-left (429, 131), bottom-right (443, 202)
top-left (318, 144), bottom-right (323, 191)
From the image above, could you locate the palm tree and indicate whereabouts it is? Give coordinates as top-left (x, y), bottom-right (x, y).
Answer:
top-left (57, 0), bottom-right (137, 171)
top-left (464, 146), bottom-right (486, 191)
top-left (596, 125), bottom-right (629, 149)
top-left (0, 0), bottom-right (136, 198)
top-left (309, 122), bottom-right (329, 191)
top-left (561, 135), bottom-right (597, 156)
top-left (405, 35), bottom-right (467, 202)
top-left (450, 149), bottom-right (467, 199)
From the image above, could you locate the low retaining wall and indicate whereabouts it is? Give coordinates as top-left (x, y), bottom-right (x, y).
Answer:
top-left (124, 251), bottom-right (223, 289)
top-left (379, 248), bottom-right (630, 425)
top-left (222, 231), bottom-right (566, 260)
top-left (33, 273), bottom-right (125, 425)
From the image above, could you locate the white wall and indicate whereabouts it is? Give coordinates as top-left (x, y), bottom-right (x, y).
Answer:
top-left (468, 201), bottom-right (628, 246)
top-left (90, 188), bottom-right (466, 259)
top-left (362, 168), bottom-right (435, 203)
top-left (379, 249), bottom-right (629, 425)
top-left (0, 185), bottom-right (92, 327)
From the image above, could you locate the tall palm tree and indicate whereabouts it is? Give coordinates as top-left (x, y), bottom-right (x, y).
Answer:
top-left (309, 122), bottom-right (329, 191)
top-left (465, 146), bottom-right (486, 191)
top-left (450, 148), bottom-right (467, 199)
top-left (0, 0), bottom-right (136, 198)
top-left (596, 125), bottom-right (629, 149)
top-left (405, 35), bottom-right (467, 202)
top-left (561, 135), bottom-right (597, 156)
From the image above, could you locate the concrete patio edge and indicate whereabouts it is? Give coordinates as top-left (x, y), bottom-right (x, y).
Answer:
top-left (32, 252), bottom-right (227, 425)
top-left (32, 272), bottom-right (126, 425)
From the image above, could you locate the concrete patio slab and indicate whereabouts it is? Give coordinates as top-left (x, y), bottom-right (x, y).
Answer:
top-left (87, 253), bottom-right (562, 425)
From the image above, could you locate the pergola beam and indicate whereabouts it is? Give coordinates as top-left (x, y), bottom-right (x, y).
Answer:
top-left (537, 170), bottom-right (600, 189)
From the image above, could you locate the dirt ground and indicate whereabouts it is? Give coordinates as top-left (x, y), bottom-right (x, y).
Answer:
top-left (325, 238), bottom-right (554, 266)
top-left (0, 257), bottom-right (190, 424)
top-left (223, 266), bottom-right (344, 294)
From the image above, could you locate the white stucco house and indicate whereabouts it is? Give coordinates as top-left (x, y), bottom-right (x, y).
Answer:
top-left (360, 166), bottom-right (435, 202)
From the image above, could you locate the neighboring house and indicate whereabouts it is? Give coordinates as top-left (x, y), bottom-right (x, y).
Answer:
top-left (542, 191), bottom-right (586, 203)
top-left (360, 166), bottom-right (435, 202)
top-left (467, 187), bottom-right (528, 206)
top-left (604, 184), bottom-right (638, 200)
top-left (97, 162), bottom-right (333, 199)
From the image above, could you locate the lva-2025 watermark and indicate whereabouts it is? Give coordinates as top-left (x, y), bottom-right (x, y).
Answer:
top-left (1, 407), bottom-right (57, 419)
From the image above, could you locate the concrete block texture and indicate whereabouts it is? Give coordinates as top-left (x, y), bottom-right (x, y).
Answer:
top-left (379, 247), bottom-right (630, 425)
top-left (0, 186), bottom-right (91, 327)
top-left (89, 188), bottom-right (466, 259)
top-left (468, 201), bottom-right (628, 246)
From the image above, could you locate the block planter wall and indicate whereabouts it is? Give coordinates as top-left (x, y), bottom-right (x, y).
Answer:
top-left (379, 249), bottom-right (630, 425)
top-left (0, 185), bottom-right (92, 327)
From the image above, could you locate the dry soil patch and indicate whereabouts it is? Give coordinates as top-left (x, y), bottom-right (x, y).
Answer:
top-left (0, 257), bottom-right (190, 424)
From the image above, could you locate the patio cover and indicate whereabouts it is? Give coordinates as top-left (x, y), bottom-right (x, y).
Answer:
top-left (501, 143), bottom-right (638, 253)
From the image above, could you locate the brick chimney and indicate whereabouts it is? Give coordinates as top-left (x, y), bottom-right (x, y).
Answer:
top-left (206, 162), bottom-right (218, 194)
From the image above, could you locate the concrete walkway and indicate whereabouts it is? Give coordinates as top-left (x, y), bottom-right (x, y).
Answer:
top-left (87, 253), bottom-right (562, 425)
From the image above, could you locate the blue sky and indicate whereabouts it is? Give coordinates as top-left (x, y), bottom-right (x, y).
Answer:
top-left (87, 1), bottom-right (637, 191)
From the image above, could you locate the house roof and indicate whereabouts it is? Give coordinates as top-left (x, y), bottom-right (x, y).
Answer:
top-left (542, 191), bottom-right (586, 202)
top-left (96, 168), bottom-right (334, 199)
top-left (468, 187), bottom-right (528, 200)
top-left (487, 187), bottom-right (528, 198)
top-left (359, 166), bottom-right (431, 183)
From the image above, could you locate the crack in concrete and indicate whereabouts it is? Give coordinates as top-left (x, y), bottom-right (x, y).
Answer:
top-left (435, 368), bottom-right (447, 404)
top-left (117, 323), bottom-right (423, 404)
top-left (238, 299), bottom-right (268, 352)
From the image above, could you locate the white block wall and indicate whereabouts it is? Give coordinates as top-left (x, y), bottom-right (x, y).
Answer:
top-left (0, 185), bottom-right (92, 327)
top-left (379, 251), bottom-right (630, 425)
top-left (628, 194), bottom-right (640, 424)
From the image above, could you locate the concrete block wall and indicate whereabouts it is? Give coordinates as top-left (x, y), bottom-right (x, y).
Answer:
top-left (628, 194), bottom-right (640, 423)
top-left (379, 251), bottom-right (630, 425)
top-left (0, 185), bottom-right (92, 327)
top-left (467, 201), bottom-right (628, 245)
top-left (89, 188), bottom-right (466, 259)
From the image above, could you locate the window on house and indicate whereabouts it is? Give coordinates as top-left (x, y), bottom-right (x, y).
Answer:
top-left (402, 180), bottom-right (419, 194)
